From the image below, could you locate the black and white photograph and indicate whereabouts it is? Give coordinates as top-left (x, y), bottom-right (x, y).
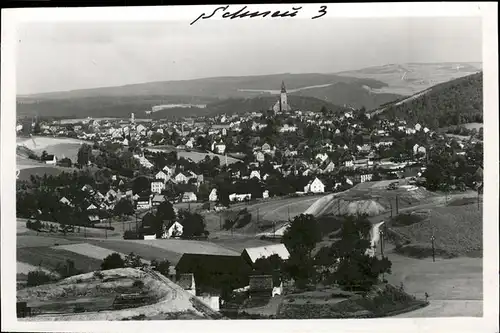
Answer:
top-left (1, 3), bottom-right (498, 332)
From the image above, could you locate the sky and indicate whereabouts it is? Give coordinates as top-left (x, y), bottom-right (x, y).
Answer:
top-left (16, 16), bottom-right (482, 95)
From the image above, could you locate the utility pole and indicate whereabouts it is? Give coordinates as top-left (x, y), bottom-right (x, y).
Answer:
top-left (389, 200), bottom-right (393, 218)
top-left (135, 213), bottom-right (138, 233)
top-left (396, 195), bottom-right (399, 215)
top-left (431, 235), bottom-right (435, 262)
top-left (287, 206), bottom-right (290, 221)
top-left (219, 214), bottom-right (222, 230)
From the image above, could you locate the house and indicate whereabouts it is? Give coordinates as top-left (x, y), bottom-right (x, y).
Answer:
top-left (315, 153), bottom-right (328, 163)
top-left (42, 154), bottom-right (57, 165)
top-left (151, 194), bottom-right (166, 206)
top-left (182, 192), bottom-right (197, 203)
top-left (323, 161), bottom-right (336, 173)
top-left (175, 254), bottom-right (251, 292)
top-left (162, 165), bottom-right (175, 176)
top-left (155, 170), bottom-right (169, 182)
top-left (229, 193), bottom-right (251, 202)
top-left (262, 143), bottom-right (271, 153)
top-left (360, 174), bottom-right (373, 183)
top-left (344, 160), bottom-right (354, 168)
top-left (209, 188), bottom-right (218, 202)
top-left (59, 197), bottom-right (72, 206)
top-left (151, 181), bottom-right (165, 194)
top-left (164, 221), bottom-right (183, 238)
top-left (255, 152), bottom-right (265, 163)
top-left (174, 172), bottom-right (190, 184)
top-left (249, 170), bottom-right (261, 180)
top-left (249, 275), bottom-right (274, 298)
top-left (134, 154), bottom-right (154, 169)
top-left (304, 177), bottom-right (325, 194)
top-left (262, 190), bottom-right (270, 199)
top-left (177, 273), bottom-right (196, 296)
top-left (214, 143), bottom-right (226, 155)
top-left (136, 196), bottom-right (152, 210)
top-left (241, 244), bottom-right (290, 266)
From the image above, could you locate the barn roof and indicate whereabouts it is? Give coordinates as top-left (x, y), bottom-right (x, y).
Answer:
top-left (242, 244), bottom-right (290, 264)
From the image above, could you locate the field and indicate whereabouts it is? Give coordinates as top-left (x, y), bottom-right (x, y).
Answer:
top-left (145, 147), bottom-right (241, 166)
top-left (391, 203), bottom-right (482, 257)
top-left (17, 246), bottom-right (103, 274)
top-left (462, 122), bottom-right (483, 130)
top-left (17, 136), bottom-right (86, 151)
top-left (385, 248), bottom-right (482, 318)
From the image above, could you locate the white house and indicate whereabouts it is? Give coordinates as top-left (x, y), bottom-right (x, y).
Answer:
top-left (136, 196), bottom-right (152, 210)
top-left (323, 161), bottom-right (336, 173)
top-left (59, 197), bottom-right (72, 206)
top-left (415, 123), bottom-right (422, 131)
top-left (155, 170), bottom-right (169, 182)
top-left (182, 192), bottom-right (197, 202)
top-left (360, 174), bottom-right (373, 183)
top-left (42, 154), bottom-right (57, 165)
top-left (134, 154), bottom-right (154, 169)
top-left (262, 190), bottom-right (270, 199)
top-left (315, 153), bottom-right (329, 163)
top-left (344, 160), bottom-right (354, 168)
top-left (250, 170), bottom-right (261, 180)
top-left (174, 172), bottom-right (190, 184)
top-left (262, 143), bottom-right (272, 153)
top-left (255, 152), bottom-right (265, 163)
top-left (215, 143), bottom-right (226, 155)
top-left (229, 193), bottom-right (251, 202)
top-left (304, 177), bottom-right (325, 194)
top-left (163, 221), bottom-right (183, 239)
top-left (208, 188), bottom-right (218, 202)
top-left (162, 165), bottom-right (175, 176)
top-left (151, 181), bottom-right (165, 194)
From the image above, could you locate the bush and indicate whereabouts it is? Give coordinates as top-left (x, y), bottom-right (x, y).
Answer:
top-left (93, 271), bottom-right (104, 279)
top-left (101, 253), bottom-right (125, 270)
top-left (73, 306), bottom-right (85, 313)
top-left (153, 259), bottom-right (171, 277)
top-left (123, 230), bottom-right (141, 239)
top-left (26, 270), bottom-right (53, 287)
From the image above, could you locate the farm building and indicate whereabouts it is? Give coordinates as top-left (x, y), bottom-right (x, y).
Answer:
top-left (229, 193), bottom-right (251, 202)
top-left (175, 254), bottom-right (251, 293)
top-left (151, 194), bottom-right (166, 206)
top-left (241, 244), bottom-right (290, 266)
top-left (41, 154), bottom-right (57, 165)
top-left (164, 221), bottom-right (183, 238)
top-left (136, 196), bottom-right (152, 210)
top-left (248, 275), bottom-right (274, 298)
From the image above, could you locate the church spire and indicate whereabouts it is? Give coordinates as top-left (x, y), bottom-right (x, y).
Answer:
top-left (281, 81), bottom-right (286, 93)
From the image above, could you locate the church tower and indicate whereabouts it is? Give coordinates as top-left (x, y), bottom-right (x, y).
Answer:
top-left (280, 81), bottom-right (288, 112)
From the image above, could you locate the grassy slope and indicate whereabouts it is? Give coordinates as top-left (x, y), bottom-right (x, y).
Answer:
top-left (392, 203), bottom-right (482, 256)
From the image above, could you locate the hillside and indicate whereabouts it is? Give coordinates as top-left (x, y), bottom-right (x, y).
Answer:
top-left (16, 72), bottom-right (402, 119)
top-left (374, 72), bottom-right (483, 128)
top-left (294, 81), bottom-right (402, 110)
top-left (19, 73), bottom-right (389, 100)
top-left (339, 62), bottom-right (482, 96)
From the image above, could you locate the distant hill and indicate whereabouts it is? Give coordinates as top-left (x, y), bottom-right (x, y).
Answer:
top-left (339, 62), bottom-right (482, 96)
top-left (17, 73), bottom-right (401, 119)
top-left (293, 81), bottom-right (401, 110)
top-left (374, 72), bottom-right (483, 128)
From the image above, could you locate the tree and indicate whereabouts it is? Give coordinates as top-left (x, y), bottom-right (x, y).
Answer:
top-left (77, 144), bottom-right (93, 167)
top-left (253, 254), bottom-right (285, 285)
top-left (101, 253), bottom-right (125, 270)
top-left (114, 198), bottom-right (135, 217)
top-left (41, 150), bottom-right (49, 161)
top-left (151, 259), bottom-right (171, 277)
top-left (156, 201), bottom-right (176, 221)
top-left (132, 176), bottom-right (150, 194)
top-left (282, 214), bottom-right (321, 286)
top-left (27, 270), bottom-right (53, 287)
top-left (282, 214), bottom-right (321, 259)
top-left (329, 215), bottom-right (392, 291)
top-left (179, 211), bottom-right (207, 238)
top-left (124, 252), bottom-right (143, 268)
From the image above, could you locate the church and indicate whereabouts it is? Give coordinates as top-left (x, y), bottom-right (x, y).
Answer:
top-left (272, 81), bottom-right (292, 113)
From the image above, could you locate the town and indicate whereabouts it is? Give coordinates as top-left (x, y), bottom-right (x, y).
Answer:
top-left (15, 74), bottom-right (484, 320)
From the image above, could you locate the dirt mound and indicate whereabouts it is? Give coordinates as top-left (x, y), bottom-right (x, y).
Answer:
top-left (18, 268), bottom-right (221, 321)
top-left (342, 200), bottom-right (387, 216)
